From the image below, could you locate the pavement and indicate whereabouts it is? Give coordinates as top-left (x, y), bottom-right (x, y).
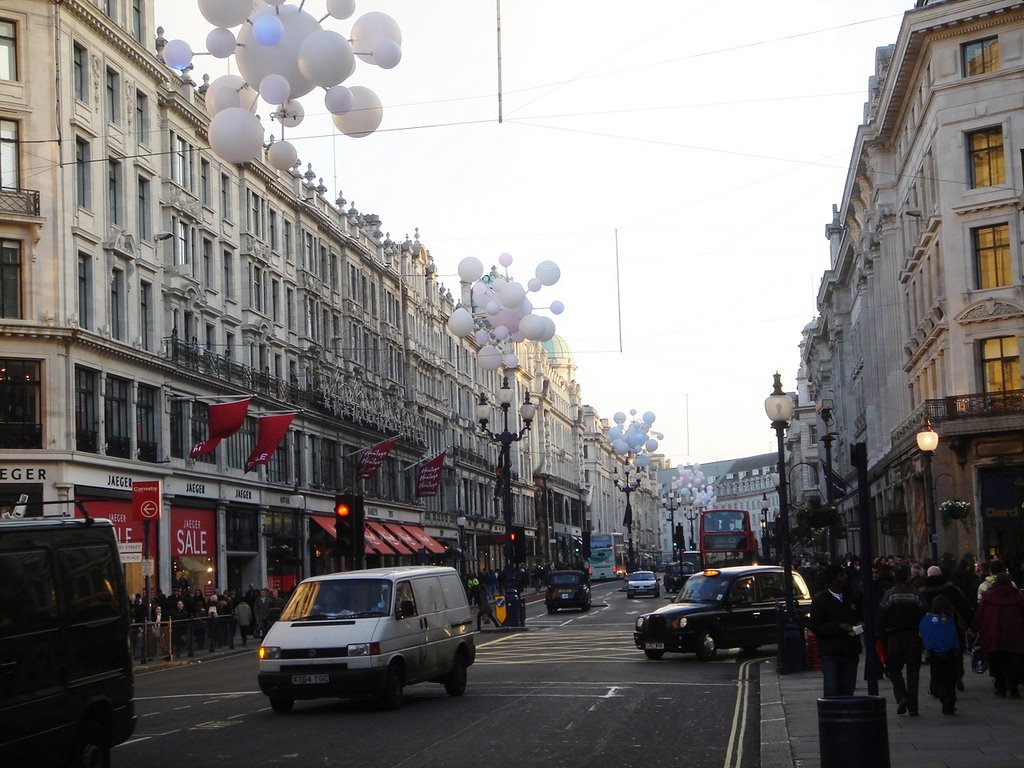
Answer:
top-left (760, 656), bottom-right (1024, 768)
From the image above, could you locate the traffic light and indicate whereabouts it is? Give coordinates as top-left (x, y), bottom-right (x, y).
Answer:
top-left (674, 524), bottom-right (686, 550)
top-left (509, 525), bottom-right (526, 562)
top-left (334, 494), bottom-right (365, 565)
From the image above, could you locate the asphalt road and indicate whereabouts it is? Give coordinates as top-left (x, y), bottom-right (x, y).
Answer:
top-left (119, 580), bottom-right (766, 768)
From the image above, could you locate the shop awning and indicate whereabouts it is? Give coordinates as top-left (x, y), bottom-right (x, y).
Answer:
top-left (394, 523), bottom-right (446, 554)
top-left (368, 520), bottom-right (414, 555)
top-left (381, 522), bottom-right (421, 553)
top-left (310, 515), bottom-right (336, 537)
top-left (363, 523), bottom-right (397, 555)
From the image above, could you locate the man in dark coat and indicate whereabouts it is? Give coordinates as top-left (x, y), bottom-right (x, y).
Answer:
top-left (810, 564), bottom-right (864, 697)
top-left (877, 564), bottom-right (926, 715)
top-left (919, 564), bottom-right (970, 690)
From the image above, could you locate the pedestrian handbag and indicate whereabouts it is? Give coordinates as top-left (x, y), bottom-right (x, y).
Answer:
top-left (971, 644), bottom-right (987, 674)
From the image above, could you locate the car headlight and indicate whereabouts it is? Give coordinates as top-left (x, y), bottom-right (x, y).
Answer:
top-left (670, 616), bottom-right (688, 630)
top-left (635, 617), bottom-right (645, 631)
top-left (258, 645), bottom-right (281, 660)
top-left (346, 642), bottom-right (381, 657)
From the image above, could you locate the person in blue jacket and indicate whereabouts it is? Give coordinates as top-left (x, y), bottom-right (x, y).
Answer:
top-left (919, 594), bottom-right (960, 715)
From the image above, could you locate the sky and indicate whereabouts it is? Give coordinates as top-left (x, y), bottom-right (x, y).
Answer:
top-left (164, 0), bottom-right (916, 467)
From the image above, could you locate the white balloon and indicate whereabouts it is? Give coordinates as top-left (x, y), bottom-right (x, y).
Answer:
top-left (458, 257), bottom-right (484, 283)
top-left (613, 438), bottom-right (629, 454)
top-left (298, 30), bottom-right (355, 87)
top-left (636, 454), bottom-right (650, 468)
top-left (208, 107), bottom-right (264, 164)
top-left (478, 345), bottom-right (503, 371)
top-left (503, 353), bottom-right (519, 369)
top-left (537, 316), bottom-right (556, 341)
top-left (613, 412), bottom-right (626, 424)
top-left (473, 329), bottom-right (491, 346)
top-left (162, 39), bottom-right (193, 70)
top-left (643, 411), bottom-right (656, 424)
top-left (208, 83), bottom-right (241, 114)
top-left (645, 438), bottom-right (659, 452)
top-left (607, 426), bottom-right (622, 440)
top-left (535, 260), bottom-right (561, 286)
top-left (518, 314), bottom-right (544, 341)
top-left (331, 86), bottom-right (382, 138)
top-left (277, 99), bottom-right (304, 127)
top-left (493, 325), bottom-right (509, 341)
top-left (205, 74), bottom-right (257, 116)
top-left (324, 86), bottom-right (353, 115)
top-left (497, 281), bottom-right (526, 309)
top-left (511, 332), bottom-right (525, 343)
top-left (267, 139), bottom-right (297, 170)
top-left (252, 13), bottom-right (284, 46)
top-left (351, 12), bottom-right (402, 64)
top-left (371, 38), bottom-right (402, 69)
top-left (198, 0), bottom-right (253, 28)
top-left (206, 27), bottom-right (237, 58)
top-left (550, 300), bottom-right (564, 315)
top-left (498, 252), bottom-right (513, 267)
top-left (259, 73), bottom-right (291, 104)
top-left (527, 277), bottom-right (542, 292)
top-left (236, 5), bottom-right (320, 100)
top-left (446, 307), bottom-right (474, 337)
top-left (326, 0), bottom-right (356, 20)
top-left (484, 301), bottom-right (500, 316)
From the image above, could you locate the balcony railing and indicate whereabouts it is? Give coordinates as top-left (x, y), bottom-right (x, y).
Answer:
top-left (0, 187), bottom-right (41, 216)
top-left (891, 389), bottom-right (1024, 446)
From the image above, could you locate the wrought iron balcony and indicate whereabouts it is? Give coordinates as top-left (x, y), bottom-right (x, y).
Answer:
top-left (891, 389), bottom-right (1024, 448)
top-left (0, 188), bottom-right (41, 217)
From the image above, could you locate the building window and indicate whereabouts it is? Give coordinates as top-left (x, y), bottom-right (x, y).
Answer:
top-left (136, 384), bottom-right (158, 461)
top-left (135, 90), bottom-right (148, 145)
top-left (0, 118), bottom-right (17, 189)
top-left (1, 240), bottom-right (21, 319)
top-left (967, 127), bottom-right (1004, 188)
top-left (220, 172), bottom-right (231, 218)
top-left (75, 138), bottom-right (90, 208)
top-left (0, 20), bottom-right (16, 81)
top-left (139, 279), bottom-right (152, 349)
top-left (104, 376), bottom-right (130, 458)
top-left (980, 336), bottom-right (1020, 394)
top-left (286, 286), bottom-right (295, 331)
top-left (137, 175), bottom-right (150, 239)
top-left (248, 261), bottom-right (265, 312)
top-left (77, 253), bottom-right (92, 329)
top-left (75, 366), bottom-right (99, 453)
top-left (110, 268), bottom-right (124, 340)
top-left (223, 250), bottom-right (234, 299)
top-left (107, 159), bottom-right (122, 226)
top-left (200, 159), bottom-right (211, 205)
top-left (105, 68), bottom-right (120, 124)
top-left (131, 0), bottom-right (144, 43)
top-left (173, 217), bottom-right (193, 268)
top-left (963, 36), bottom-right (998, 77)
top-left (973, 223), bottom-right (1011, 289)
top-left (248, 189), bottom-right (265, 239)
top-left (202, 238), bottom-right (213, 287)
top-left (171, 133), bottom-right (193, 189)
top-left (73, 42), bottom-right (87, 101)
top-left (0, 359), bottom-right (41, 448)
top-left (283, 220), bottom-right (293, 261)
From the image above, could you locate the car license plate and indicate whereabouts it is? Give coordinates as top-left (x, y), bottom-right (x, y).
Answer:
top-left (560, 593), bottom-right (572, 599)
top-left (645, 642), bottom-right (664, 650)
top-left (291, 674), bottom-right (328, 685)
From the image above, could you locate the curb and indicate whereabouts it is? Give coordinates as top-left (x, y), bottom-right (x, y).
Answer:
top-left (759, 661), bottom-right (796, 768)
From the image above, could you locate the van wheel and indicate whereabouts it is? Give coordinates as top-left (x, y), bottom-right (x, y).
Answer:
top-left (444, 652), bottom-right (468, 696)
top-left (71, 719), bottom-right (109, 768)
top-left (270, 697), bottom-right (294, 713)
top-left (379, 662), bottom-right (404, 710)
top-left (695, 631), bottom-right (718, 661)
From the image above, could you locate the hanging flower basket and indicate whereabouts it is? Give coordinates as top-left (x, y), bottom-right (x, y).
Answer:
top-left (939, 499), bottom-right (971, 527)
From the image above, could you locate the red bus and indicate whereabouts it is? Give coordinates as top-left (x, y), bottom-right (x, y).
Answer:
top-left (699, 509), bottom-right (758, 567)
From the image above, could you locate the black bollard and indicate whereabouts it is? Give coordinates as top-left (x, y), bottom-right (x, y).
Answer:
top-left (817, 696), bottom-right (890, 768)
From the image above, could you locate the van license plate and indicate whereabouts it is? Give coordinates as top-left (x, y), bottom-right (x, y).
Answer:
top-left (645, 642), bottom-right (664, 650)
top-left (291, 674), bottom-right (329, 684)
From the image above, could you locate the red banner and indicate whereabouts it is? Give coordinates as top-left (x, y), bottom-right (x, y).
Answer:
top-left (189, 398), bottom-right (250, 457)
top-left (244, 413), bottom-right (296, 473)
top-left (356, 437), bottom-right (398, 480)
top-left (415, 451), bottom-right (446, 497)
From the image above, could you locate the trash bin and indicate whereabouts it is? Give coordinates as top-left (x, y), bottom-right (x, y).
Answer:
top-left (817, 696), bottom-right (889, 768)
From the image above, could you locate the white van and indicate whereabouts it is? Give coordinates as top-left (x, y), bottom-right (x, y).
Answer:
top-left (257, 566), bottom-right (476, 711)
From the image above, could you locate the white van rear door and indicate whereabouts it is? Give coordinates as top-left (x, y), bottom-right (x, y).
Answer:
top-left (410, 576), bottom-right (447, 677)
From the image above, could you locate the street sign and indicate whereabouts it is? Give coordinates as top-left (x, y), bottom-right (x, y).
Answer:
top-left (132, 480), bottom-right (161, 520)
top-left (119, 553), bottom-right (142, 563)
top-left (141, 558), bottom-right (154, 576)
top-left (118, 542), bottom-right (143, 554)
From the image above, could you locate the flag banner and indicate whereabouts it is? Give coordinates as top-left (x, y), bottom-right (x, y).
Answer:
top-left (189, 398), bottom-right (250, 458)
top-left (244, 413), bottom-right (296, 473)
top-left (415, 452), bottom-right (446, 497)
top-left (622, 498), bottom-right (633, 530)
top-left (356, 437), bottom-right (398, 480)
top-left (825, 464), bottom-right (851, 497)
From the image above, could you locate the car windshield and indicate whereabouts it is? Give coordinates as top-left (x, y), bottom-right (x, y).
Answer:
top-left (549, 573), bottom-right (583, 586)
top-left (674, 573), bottom-right (727, 603)
top-left (630, 571), bottom-right (655, 581)
top-left (280, 579), bottom-right (393, 620)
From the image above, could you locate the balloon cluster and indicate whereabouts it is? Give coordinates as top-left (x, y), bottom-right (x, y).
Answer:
top-left (607, 410), bottom-right (662, 468)
top-left (161, 0), bottom-right (403, 166)
top-left (445, 253), bottom-right (564, 372)
top-left (675, 464), bottom-right (716, 507)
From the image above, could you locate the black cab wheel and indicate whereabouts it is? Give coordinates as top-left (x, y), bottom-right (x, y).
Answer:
top-left (695, 630), bottom-right (718, 661)
top-left (270, 697), bottom-right (294, 713)
top-left (72, 720), bottom-right (109, 768)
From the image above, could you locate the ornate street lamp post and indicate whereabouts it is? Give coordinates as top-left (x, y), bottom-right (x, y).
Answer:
top-left (456, 515), bottom-right (468, 581)
top-left (663, 490), bottom-right (682, 572)
top-left (765, 372), bottom-right (807, 674)
top-left (615, 466), bottom-right (643, 572)
top-left (916, 416), bottom-right (939, 563)
top-left (760, 493), bottom-right (771, 562)
top-left (607, 409), bottom-right (661, 573)
top-left (683, 507), bottom-right (699, 551)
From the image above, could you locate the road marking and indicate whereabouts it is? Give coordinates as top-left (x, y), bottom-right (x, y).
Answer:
top-left (722, 657), bottom-right (757, 768)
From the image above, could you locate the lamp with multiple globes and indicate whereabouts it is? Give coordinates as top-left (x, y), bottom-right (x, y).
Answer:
top-left (608, 409), bottom-right (661, 572)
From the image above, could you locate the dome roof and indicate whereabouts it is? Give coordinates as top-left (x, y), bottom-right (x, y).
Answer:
top-left (541, 335), bottom-right (573, 362)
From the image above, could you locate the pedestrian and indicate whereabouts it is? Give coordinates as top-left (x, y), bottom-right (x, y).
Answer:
top-left (254, 588), bottom-right (269, 639)
top-left (809, 564), bottom-right (864, 697)
top-left (877, 563), bottom-right (925, 715)
top-left (234, 598), bottom-right (253, 646)
top-left (971, 560), bottom-right (1024, 699)
top-left (919, 563), bottom-right (970, 691)
top-left (475, 585), bottom-right (495, 631)
top-left (920, 595), bottom-right (960, 715)
top-left (169, 599), bottom-right (190, 657)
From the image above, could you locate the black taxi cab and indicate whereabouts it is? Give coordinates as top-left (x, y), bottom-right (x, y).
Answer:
top-left (633, 565), bottom-right (811, 660)
top-left (545, 570), bottom-right (592, 613)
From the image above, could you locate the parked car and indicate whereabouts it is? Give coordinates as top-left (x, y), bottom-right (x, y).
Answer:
top-left (633, 565), bottom-right (812, 660)
top-left (257, 566), bottom-right (476, 711)
top-left (663, 552), bottom-right (703, 592)
top-left (626, 570), bottom-right (661, 599)
top-left (545, 570), bottom-right (592, 613)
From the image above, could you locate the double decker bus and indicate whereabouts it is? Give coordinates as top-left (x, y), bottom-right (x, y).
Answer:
top-left (587, 532), bottom-right (625, 580)
top-left (699, 509), bottom-right (758, 567)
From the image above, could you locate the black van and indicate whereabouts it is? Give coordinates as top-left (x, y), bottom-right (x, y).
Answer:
top-left (0, 517), bottom-right (136, 767)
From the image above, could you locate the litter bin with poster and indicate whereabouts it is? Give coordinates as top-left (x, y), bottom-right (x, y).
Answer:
top-left (817, 695), bottom-right (889, 768)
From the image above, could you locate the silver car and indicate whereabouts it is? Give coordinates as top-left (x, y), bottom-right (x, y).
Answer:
top-left (626, 570), bottom-right (661, 599)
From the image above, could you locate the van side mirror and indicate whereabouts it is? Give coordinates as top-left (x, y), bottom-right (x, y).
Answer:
top-left (396, 599), bottom-right (416, 619)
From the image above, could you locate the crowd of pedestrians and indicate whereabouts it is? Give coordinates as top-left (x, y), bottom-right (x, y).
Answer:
top-left (807, 552), bottom-right (1024, 716)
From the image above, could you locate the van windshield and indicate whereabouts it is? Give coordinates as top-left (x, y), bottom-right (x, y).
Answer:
top-left (281, 579), bottom-right (393, 620)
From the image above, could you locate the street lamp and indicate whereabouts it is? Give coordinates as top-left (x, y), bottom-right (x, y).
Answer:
top-left (663, 490), bottom-right (682, 572)
top-left (615, 465), bottom-right (643, 572)
top-left (916, 416), bottom-right (939, 563)
top-left (765, 372), bottom-right (807, 674)
top-left (475, 377), bottom-right (535, 573)
top-left (607, 409), bottom-right (661, 573)
top-left (456, 515), bottom-right (468, 581)
top-left (760, 493), bottom-right (770, 562)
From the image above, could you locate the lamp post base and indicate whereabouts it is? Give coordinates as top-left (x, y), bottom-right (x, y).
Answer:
top-left (777, 615), bottom-right (808, 674)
